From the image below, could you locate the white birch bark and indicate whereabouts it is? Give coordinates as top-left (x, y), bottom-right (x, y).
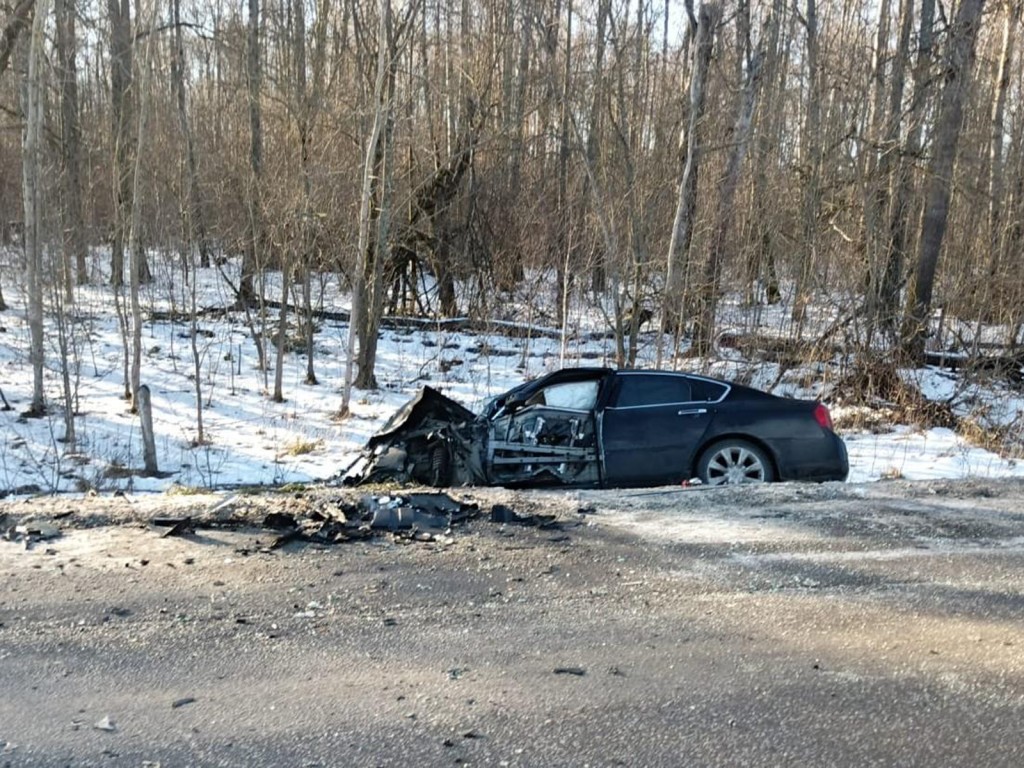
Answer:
top-left (22, 0), bottom-right (50, 416)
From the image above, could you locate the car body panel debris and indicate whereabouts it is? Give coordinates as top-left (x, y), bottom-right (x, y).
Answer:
top-left (3, 522), bottom-right (61, 549)
top-left (346, 367), bottom-right (849, 489)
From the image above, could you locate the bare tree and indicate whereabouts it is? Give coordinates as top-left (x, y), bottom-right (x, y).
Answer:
top-left (0, 0), bottom-right (33, 79)
top-left (240, 0), bottom-right (263, 305)
top-left (108, 0), bottom-right (132, 287)
top-left (659, 1), bottom-right (718, 362)
top-left (746, 0), bottom-right (787, 306)
top-left (22, 0), bottom-right (49, 417)
top-left (691, 4), bottom-right (762, 358)
top-left (170, 0), bottom-right (211, 270)
top-left (128, 0), bottom-right (160, 411)
top-left (55, 0), bottom-right (86, 296)
top-left (342, 0), bottom-right (412, 413)
top-left (583, 0), bottom-right (610, 294)
top-left (864, 0), bottom-right (912, 339)
top-left (986, 0), bottom-right (1019, 276)
top-left (791, 0), bottom-right (821, 326)
top-left (903, 0), bottom-right (987, 359)
top-left (880, 0), bottom-right (936, 337)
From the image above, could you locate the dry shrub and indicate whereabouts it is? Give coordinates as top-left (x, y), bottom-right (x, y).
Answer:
top-left (957, 415), bottom-right (1024, 459)
top-left (282, 437), bottom-right (323, 456)
top-left (832, 356), bottom-right (957, 429)
top-left (831, 405), bottom-right (897, 433)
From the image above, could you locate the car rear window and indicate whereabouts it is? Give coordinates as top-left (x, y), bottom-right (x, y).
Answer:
top-left (613, 374), bottom-right (692, 407)
top-left (688, 378), bottom-right (728, 402)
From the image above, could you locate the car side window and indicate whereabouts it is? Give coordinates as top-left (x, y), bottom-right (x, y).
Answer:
top-left (688, 378), bottom-right (728, 402)
top-left (613, 375), bottom-right (692, 407)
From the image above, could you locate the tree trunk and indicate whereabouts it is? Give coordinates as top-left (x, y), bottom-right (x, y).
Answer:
top-left (108, 0), bottom-right (132, 288)
top-left (136, 384), bottom-right (158, 474)
top-left (748, 0), bottom-right (787, 306)
top-left (659, 2), bottom-right (718, 359)
top-left (241, 0), bottom-right (263, 305)
top-left (881, 0), bottom-right (936, 336)
top-left (0, 0), bottom-right (34, 80)
top-left (22, 0), bottom-right (49, 417)
top-left (171, 0), bottom-right (211, 270)
top-left (342, 0), bottom-right (396, 414)
top-left (356, 50), bottom-right (397, 390)
top-left (864, 0), bottom-right (911, 337)
top-left (903, 0), bottom-right (986, 359)
top-left (301, 0), bottom-right (328, 386)
top-left (584, 0), bottom-right (609, 294)
top-left (791, 0), bottom-right (821, 326)
top-left (554, 0), bottom-right (572, 331)
top-left (272, 260), bottom-right (289, 402)
top-left (128, 2), bottom-right (159, 412)
top-left (986, 0), bottom-right (1019, 277)
top-left (55, 0), bottom-right (87, 295)
top-left (691, 20), bottom-right (762, 358)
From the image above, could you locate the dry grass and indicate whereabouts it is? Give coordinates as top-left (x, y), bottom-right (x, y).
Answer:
top-left (832, 357), bottom-right (957, 429)
top-left (281, 437), bottom-right (323, 456)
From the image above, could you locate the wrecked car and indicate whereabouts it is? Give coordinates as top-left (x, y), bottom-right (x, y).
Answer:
top-left (348, 367), bottom-right (849, 488)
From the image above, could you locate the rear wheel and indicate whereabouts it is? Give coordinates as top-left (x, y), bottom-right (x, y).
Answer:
top-left (696, 440), bottom-right (774, 486)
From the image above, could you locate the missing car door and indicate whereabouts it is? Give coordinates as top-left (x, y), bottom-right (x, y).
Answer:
top-left (486, 380), bottom-right (601, 486)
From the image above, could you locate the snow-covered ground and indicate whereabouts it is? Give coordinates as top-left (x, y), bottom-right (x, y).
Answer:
top-left (1, 256), bottom-right (1022, 495)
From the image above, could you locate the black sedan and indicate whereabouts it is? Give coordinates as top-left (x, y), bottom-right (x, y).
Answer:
top-left (349, 367), bottom-right (849, 488)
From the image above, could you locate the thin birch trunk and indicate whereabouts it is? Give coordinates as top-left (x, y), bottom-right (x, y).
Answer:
top-left (791, 0), bottom-right (821, 327)
top-left (128, 1), bottom-right (159, 412)
top-left (22, 0), bottom-right (49, 416)
top-left (987, 0), bottom-right (1019, 277)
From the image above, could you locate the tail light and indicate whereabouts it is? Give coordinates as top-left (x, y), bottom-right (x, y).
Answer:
top-left (813, 403), bottom-right (834, 431)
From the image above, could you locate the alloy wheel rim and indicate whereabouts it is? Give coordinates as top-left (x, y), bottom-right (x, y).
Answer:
top-left (706, 446), bottom-right (766, 485)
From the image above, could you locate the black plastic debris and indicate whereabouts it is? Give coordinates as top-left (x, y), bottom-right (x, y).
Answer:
top-left (489, 504), bottom-right (557, 528)
top-left (553, 667), bottom-right (586, 676)
top-left (3, 522), bottom-right (61, 549)
top-left (152, 517), bottom-right (195, 538)
top-left (367, 493), bottom-right (475, 532)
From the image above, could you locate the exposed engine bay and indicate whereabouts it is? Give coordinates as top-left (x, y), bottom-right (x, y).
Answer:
top-left (345, 384), bottom-right (603, 488)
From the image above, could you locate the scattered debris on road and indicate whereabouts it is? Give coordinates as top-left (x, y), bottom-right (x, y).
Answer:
top-left (553, 666), bottom-right (587, 676)
top-left (0, 487), bottom-right (583, 558)
top-left (2, 521), bottom-right (61, 549)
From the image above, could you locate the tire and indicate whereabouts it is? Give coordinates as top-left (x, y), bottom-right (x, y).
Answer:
top-left (696, 440), bottom-right (774, 486)
top-left (428, 441), bottom-right (452, 487)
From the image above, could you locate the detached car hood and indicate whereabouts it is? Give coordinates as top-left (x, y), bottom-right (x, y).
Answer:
top-left (348, 387), bottom-right (485, 487)
top-left (368, 386), bottom-right (476, 448)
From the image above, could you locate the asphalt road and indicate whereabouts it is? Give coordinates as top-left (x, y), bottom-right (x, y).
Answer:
top-left (2, 479), bottom-right (1023, 767)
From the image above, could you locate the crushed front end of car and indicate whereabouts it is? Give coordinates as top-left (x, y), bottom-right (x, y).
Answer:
top-left (344, 387), bottom-right (487, 487)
